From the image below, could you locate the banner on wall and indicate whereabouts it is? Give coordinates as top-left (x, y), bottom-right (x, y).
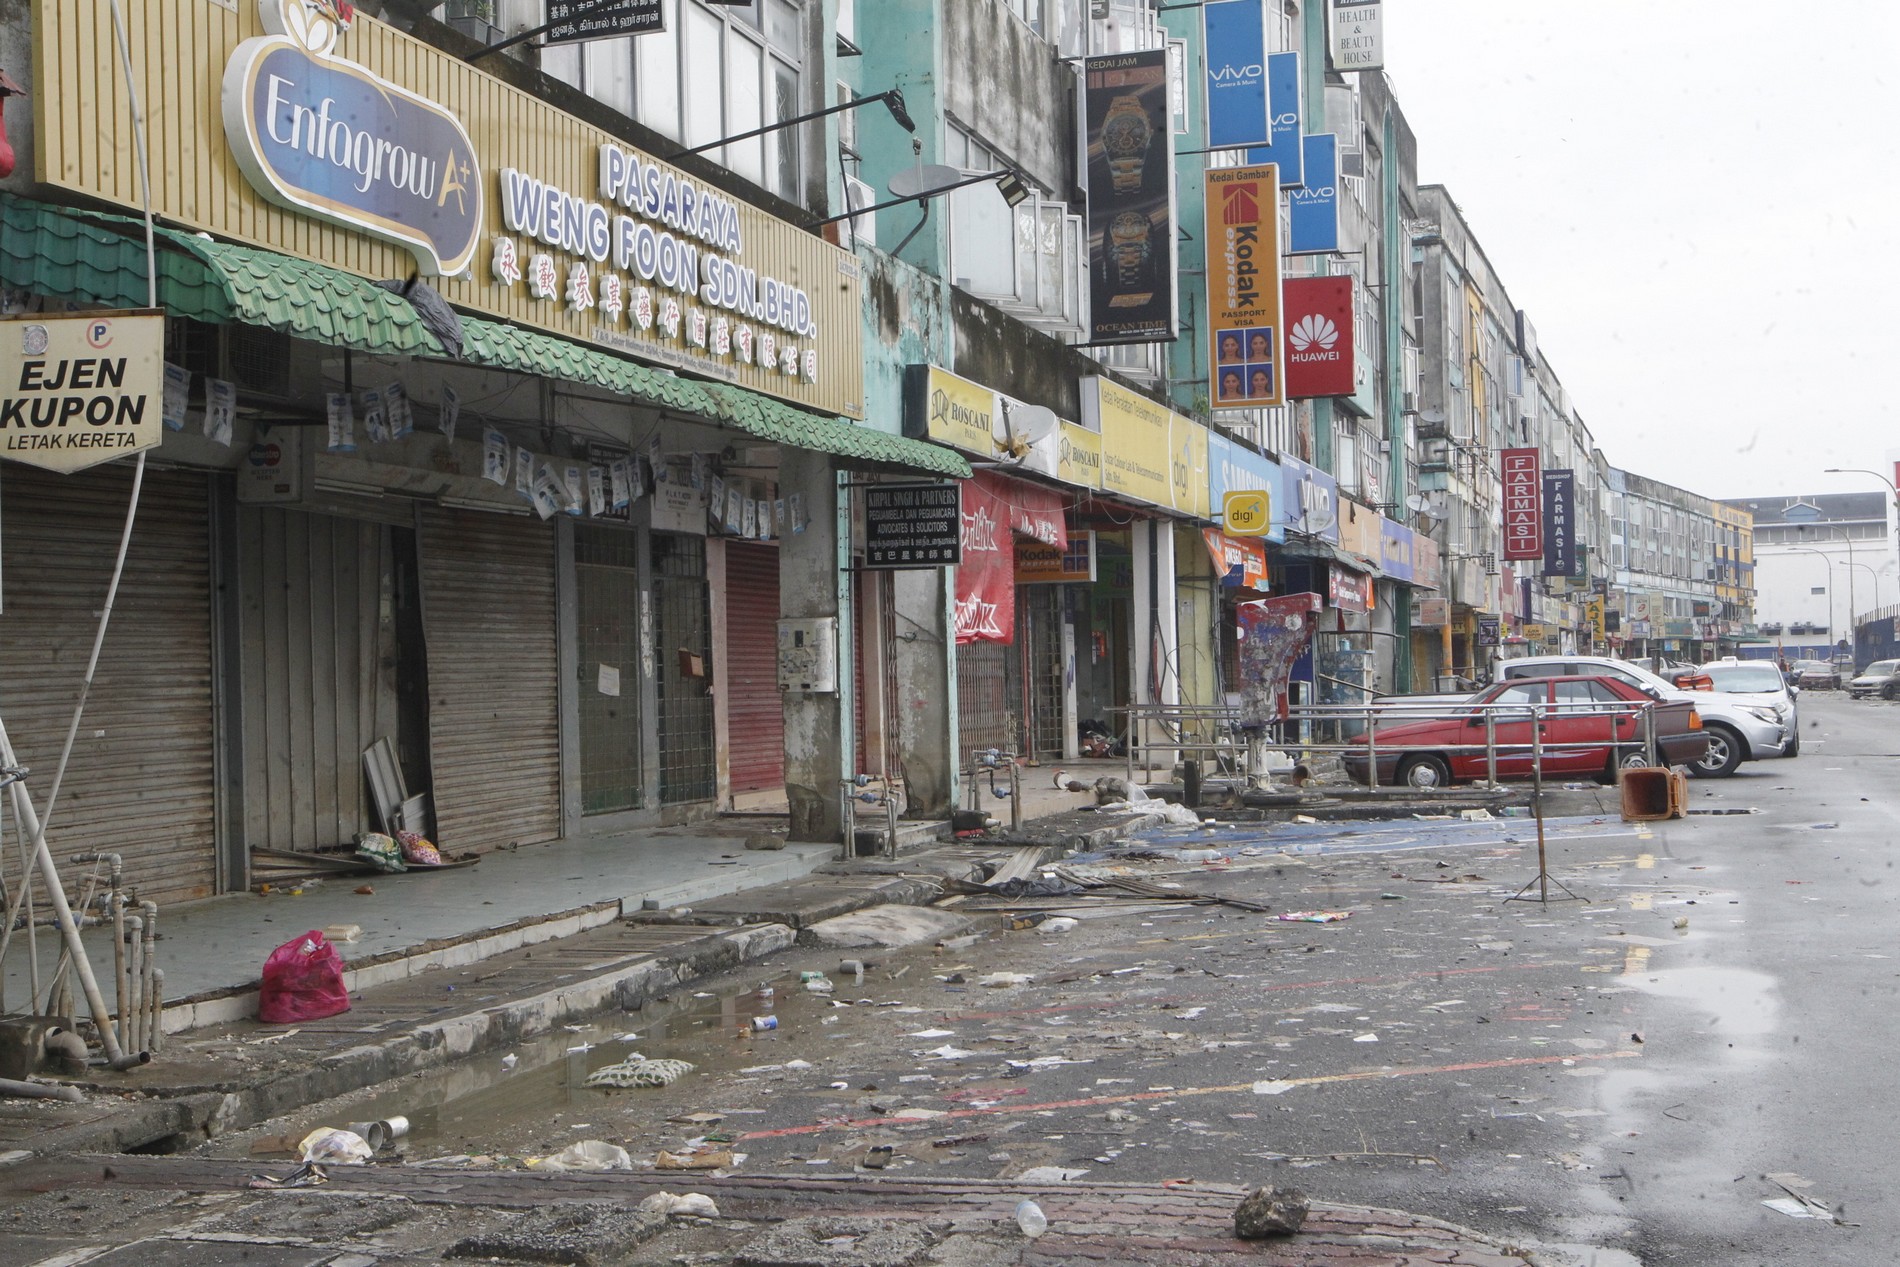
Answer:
top-left (1330, 0), bottom-right (1383, 71)
top-left (1244, 52), bottom-right (1304, 187)
top-left (1501, 447), bottom-right (1543, 560)
top-left (1287, 133), bottom-right (1340, 254)
top-left (1282, 275), bottom-right (1354, 398)
top-left (1206, 164), bottom-right (1283, 409)
top-left (1084, 49), bottom-right (1179, 344)
top-left (954, 471), bottom-right (1069, 644)
top-left (1202, 0), bottom-right (1271, 150)
top-left (1542, 468), bottom-right (1577, 577)
top-left (1201, 528), bottom-right (1269, 590)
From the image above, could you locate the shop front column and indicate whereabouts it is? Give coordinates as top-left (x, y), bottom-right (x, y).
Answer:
top-left (893, 566), bottom-right (957, 816)
top-left (779, 449), bottom-right (848, 842)
top-left (1130, 518), bottom-right (1181, 766)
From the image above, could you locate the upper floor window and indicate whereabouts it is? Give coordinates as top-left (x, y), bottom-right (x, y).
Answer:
top-left (541, 0), bottom-right (806, 203)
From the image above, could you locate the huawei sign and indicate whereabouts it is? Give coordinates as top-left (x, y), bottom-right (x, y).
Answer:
top-left (1282, 276), bottom-right (1354, 398)
top-left (1289, 314), bottom-right (1338, 353)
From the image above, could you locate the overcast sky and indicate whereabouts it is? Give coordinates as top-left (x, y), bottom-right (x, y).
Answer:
top-left (1380, 2), bottom-right (1900, 505)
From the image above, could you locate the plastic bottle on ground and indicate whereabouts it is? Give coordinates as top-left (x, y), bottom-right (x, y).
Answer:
top-left (1016, 1199), bottom-right (1048, 1238)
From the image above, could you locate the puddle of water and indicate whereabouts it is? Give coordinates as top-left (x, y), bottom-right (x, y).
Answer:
top-left (342, 972), bottom-right (811, 1152)
top-left (1618, 965), bottom-right (1777, 1037)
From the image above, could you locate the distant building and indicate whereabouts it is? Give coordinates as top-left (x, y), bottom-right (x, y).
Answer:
top-left (1724, 491), bottom-right (1893, 662)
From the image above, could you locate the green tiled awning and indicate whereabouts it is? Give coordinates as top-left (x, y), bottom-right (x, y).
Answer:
top-left (456, 317), bottom-right (963, 475)
top-left (0, 193), bottom-right (967, 478)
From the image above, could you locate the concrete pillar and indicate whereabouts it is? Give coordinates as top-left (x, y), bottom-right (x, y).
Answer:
top-left (779, 449), bottom-right (847, 842)
top-left (1130, 518), bottom-right (1180, 771)
top-left (893, 565), bottom-right (957, 816)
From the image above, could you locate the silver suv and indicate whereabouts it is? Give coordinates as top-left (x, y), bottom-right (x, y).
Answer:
top-left (1497, 655), bottom-right (1790, 777)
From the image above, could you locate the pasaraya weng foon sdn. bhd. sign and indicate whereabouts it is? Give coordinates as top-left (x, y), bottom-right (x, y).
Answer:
top-left (223, 0), bottom-right (485, 275)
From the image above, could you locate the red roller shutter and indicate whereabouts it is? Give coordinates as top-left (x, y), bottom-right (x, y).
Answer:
top-left (724, 542), bottom-right (784, 794)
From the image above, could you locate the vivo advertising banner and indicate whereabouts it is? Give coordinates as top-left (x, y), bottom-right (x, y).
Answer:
top-left (1084, 50), bottom-right (1179, 344)
top-left (1244, 52), bottom-right (1304, 188)
top-left (1501, 447), bottom-right (1543, 560)
top-left (1287, 133), bottom-right (1340, 254)
top-left (1542, 469), bottom-right (1577, 577)
top-left (1206, 164), bottom-right (1283, 409)
top-left (1280, 452), bottom-right (1340, 544)
top-left (1282, 275), bottom-right (1354, 398)
top-left (1203, 0), bottom-right (1271, 150)
top-left (1330, 0), bottom-right (1384, 71)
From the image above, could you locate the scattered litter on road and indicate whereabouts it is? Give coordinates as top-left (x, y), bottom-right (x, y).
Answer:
top-left (528, 1140), bottom-right (630, 1171)
top-left (1040, 917), bottom-right (1079, 933)
top-left (1017, 1166), bottom-right (1089, 1182)
top-left (584, 1057), bottom-right (694, 1089)
top-left (1277, 911), bottom-right (1351, 923)
top-left (1015, 1198), bottom-right (1048, 1237)
top-left (639, 1191), bottom-right (719, 1219)
top-left (1352, 1033), bottom-right (1379, 1043)
top-left (298, 1128), bottom-right (372, 1165)
top-left (656, 1149), bottom-right (737, 1170)
top-left (977, 972), bottom-right (1035, 988)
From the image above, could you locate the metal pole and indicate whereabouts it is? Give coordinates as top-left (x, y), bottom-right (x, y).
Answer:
top-left (1531, 706), bottom-right (1549, 904)
top-left (1644, 702), bottom-right (1658, 767)
top-left (1365, 706), bottom-right (1378, 789)
top-left (1485, 709), bottom-right (1498, 787)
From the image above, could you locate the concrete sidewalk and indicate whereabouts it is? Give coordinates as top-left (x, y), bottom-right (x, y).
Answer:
top-left (5, 820), bottom-right (835, 1032)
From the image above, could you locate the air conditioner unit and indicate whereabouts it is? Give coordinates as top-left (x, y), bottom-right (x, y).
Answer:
top-left (840, 176), bottom-right (877, 250)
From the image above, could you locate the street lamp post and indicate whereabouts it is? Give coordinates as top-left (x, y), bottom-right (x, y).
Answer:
top-left (1824, 466), bottom-right (1900, 614)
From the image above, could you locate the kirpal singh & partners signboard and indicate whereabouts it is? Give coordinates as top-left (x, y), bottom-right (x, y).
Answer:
top-left (34, 0), bottom-right (864, 419)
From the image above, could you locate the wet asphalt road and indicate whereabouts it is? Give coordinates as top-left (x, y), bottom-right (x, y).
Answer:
top-left (214, 691), bottom-right (1899, 1266)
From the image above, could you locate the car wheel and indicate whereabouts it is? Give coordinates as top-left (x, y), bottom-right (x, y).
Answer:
top-left (1883, 683), bottom-right (1897, 702)
top-left (1601, 749), bottom-right (1651, 784)
top-left (1784, 732), bottom-right (1800, 757)
top-left (1397, 755), bottom-right (1452, 790)
top-left (1689, 724), bottom-right (1743, 778)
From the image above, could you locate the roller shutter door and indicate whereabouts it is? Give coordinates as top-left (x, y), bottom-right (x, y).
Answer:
top-left (956, 639), bottom-right (1012, 755)
top-left (724, 542), bottom-right (783, 795)
top-left (0, 464), bottom-right (216, 904)
top-left (418, 508), bottom-right (560, 850)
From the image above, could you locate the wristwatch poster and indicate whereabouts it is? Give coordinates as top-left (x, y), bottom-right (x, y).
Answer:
top-left (1084, 49), bottom-right (1176, 344)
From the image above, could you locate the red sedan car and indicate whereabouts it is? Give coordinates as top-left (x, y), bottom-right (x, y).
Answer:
top-left (1346, 675), bottom-right (1708, 788)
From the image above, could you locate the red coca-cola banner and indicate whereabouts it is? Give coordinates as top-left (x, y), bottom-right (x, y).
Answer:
top-left (1282, 275), bottom-right (1355, 398)
top-left (1501, 447), bottom-right (1542, 560)
top-left (955, 472), bottom-right (1069, 644)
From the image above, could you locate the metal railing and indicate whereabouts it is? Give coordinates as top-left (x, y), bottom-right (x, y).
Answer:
top-left (1113, 698), bottom-right (1673, 790)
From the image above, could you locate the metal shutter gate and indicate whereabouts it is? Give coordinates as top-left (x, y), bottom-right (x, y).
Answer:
top-left (418, 508), bottom-right (560, 850)
top-left (723, 542), bottom-right (784, 794)
top-left (0, 464), bottom-right (216, 904)
top-left (956, 639), bottom-right (1013, 755)
top-left (237, 508), bottom-right (397, 853)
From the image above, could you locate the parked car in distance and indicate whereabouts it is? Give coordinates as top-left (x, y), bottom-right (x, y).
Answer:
top-left (1496, 654), bottom-right (1786, 777)
top-left (1345, 675), bottom-right (1707, 789)
top-left (1695, 661), bottom-right (1801, 758)
top-left (1670, 664), bottom-right (1715, 691)
top-left (1848, 659), bottom-right (1900, 700)
top-left (1790, 659), bottom-right (1841, 690)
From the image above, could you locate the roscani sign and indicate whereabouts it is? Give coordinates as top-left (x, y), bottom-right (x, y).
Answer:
top-left (0, 312), bottom-right (165, 473)
top-left (223, 0), bottom-right (484, 275)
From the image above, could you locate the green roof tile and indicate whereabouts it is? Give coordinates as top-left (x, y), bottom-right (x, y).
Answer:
top-left (0, 194), bottom-right (965, 478)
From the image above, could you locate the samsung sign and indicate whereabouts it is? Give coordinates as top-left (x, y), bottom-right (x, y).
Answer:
top-left (1202, 0), bottom-right (1270, 151)
top-left (223, 0), bottom-right (484, 275)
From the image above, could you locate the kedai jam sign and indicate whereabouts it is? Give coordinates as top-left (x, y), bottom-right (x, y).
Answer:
top-left (223, 0), bottom-right (484, 275)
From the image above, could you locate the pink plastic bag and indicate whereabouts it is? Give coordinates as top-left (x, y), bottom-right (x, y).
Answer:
top-left (258, 930), bottom-right (351, 1024)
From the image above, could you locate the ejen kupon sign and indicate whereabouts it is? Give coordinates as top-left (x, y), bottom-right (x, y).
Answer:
top-left (1282, 275), bottom-right (1354, 398)
top-left (36, 0), bottom-right (864, 419)
top-left (1206, 165), bottom-right (1283, 409)
top-left (0, 312), bottom-right (165, 473)
top-left (1501, 447), bottom-right (1543, 560)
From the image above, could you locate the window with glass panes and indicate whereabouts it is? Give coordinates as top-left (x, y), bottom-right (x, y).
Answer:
top-left (541, 0), bottom-right (806, 203)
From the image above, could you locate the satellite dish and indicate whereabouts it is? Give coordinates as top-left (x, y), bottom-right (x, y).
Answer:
top-left (1407, 491), bottom-right (1448, 522)
top-left (888, 164), bottom-right (968, 199)
top-left (1405, 493), bottom-right (1429, 513)
top-left (1008, 403), bottom-right (1059, 446)
top-left (1419, 409), bottom-right (1446, 426)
